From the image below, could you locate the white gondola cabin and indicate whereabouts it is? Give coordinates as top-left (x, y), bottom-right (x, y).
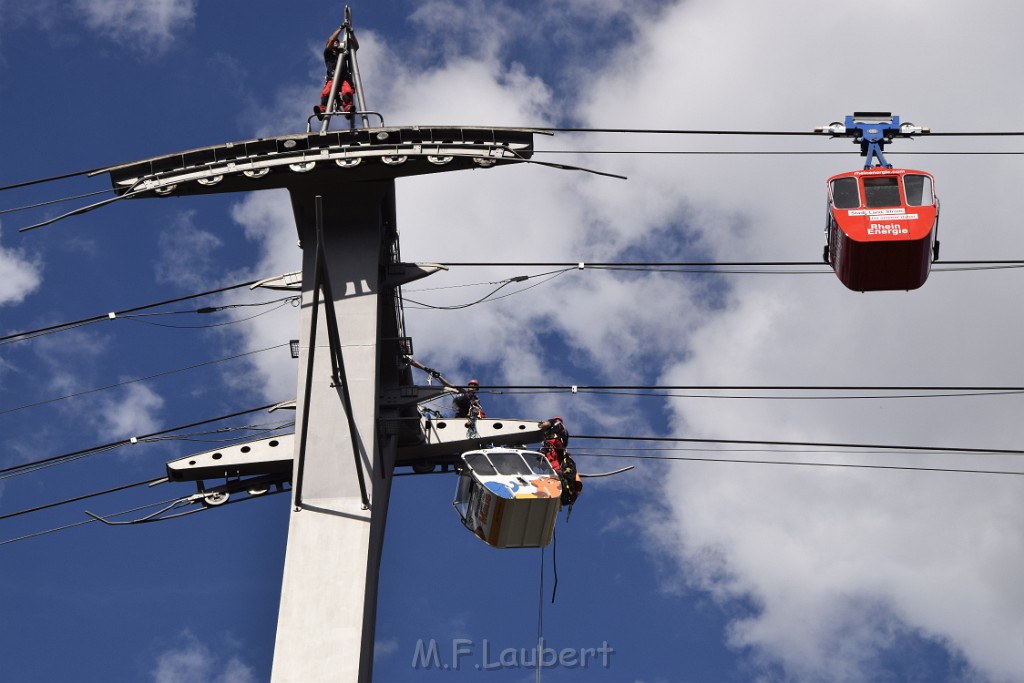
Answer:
top-left (453, 448), bottom-right (562, 548)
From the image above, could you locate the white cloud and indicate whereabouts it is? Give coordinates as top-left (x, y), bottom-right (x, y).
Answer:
top-left (0, 226), bottom-right (42, 305)
top-left (95, 382), bottom-right (165, 440)
top-left (224, 1), bottom-right (1024, 680)
top-left (73, 0), bottom-right (195, 53)
top-left (224, 190), bottom-right (301, 403)
top-left (155, 210), bottom-right (225, 290)
top-left (374, 637), bottom-right (399, 660)
top-left (584, 1), bottom-right (1024, 681)
top-left (407, 0), bottom-right (520, 63)
top-left (26, 325), bottom-right (166, 441)
top-left (151, 631), bottom-right (255, 683)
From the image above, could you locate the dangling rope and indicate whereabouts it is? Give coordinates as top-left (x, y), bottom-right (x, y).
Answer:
top-left (536, 545), bottom-right (545, 683)
top-left (550, 524), bottom-right (559, 603)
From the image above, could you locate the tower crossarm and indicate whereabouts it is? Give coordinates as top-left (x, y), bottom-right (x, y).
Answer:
top-left (97, 126), bottom-right (536, 198)
top-left (393, 417), bottom-right (547, 470)
top-left (164, 417), bottom-right (548, 482)
top-left (166, 433), bottom-right (295, 482)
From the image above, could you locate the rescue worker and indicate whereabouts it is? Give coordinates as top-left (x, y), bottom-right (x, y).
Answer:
top-left (451, 379), bottom-right (485, 421)
top-left (539, 417), bottom-right (582, 506)
top-left (538, 417), bottom-right (569, 471)
top-left (315, 26), bottom-right (355, 120)
top-left (402, 357), bottom-right (485, 420)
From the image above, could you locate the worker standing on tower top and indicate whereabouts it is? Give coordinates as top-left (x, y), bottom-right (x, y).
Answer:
top-left (315, 25), bottom-right (355, 120)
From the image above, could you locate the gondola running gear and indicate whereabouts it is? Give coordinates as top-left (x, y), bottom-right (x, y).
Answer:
top-left (817, 113), bottom-right (939, 292)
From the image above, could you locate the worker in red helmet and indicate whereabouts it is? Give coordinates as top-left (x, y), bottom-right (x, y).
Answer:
top-left (538, 417), bottom-right (569, 471)
top-left (539, 417), bottom-right (582, 505)
top-left (315, 25), bottom-right (355, 120)
top-left (401, 357), bottom-right (484, 421)
top-left (452, 379), bottom-right (485, 420)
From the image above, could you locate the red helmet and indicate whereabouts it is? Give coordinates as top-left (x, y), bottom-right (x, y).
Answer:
top-left (467, 379), bottom-right (480, 387)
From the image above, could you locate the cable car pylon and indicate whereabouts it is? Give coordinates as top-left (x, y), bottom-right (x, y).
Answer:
top-left (23, 6), bottom-right (538, 681)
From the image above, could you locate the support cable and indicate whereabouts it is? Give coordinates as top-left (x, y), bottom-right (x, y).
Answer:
top-left (0, 166), bottom-right (105, 193)
top-left (0, 516), bottom-right (97, 546)
top-left (123, 294), bottom-right (297, 318)
top-left (150, 420), bottom-right (294, 445)
top-left (120, 296), bottom-right (297, 329)
top-left (533, 149), bottom-right (1024, 157)
top-left (18, 185), bottom-right (147, 233)
top-left (0, 403), bottom-right (280, 480)
top-left (7, 127), bottom-right (1024, 197)
top-left (434, 260), bottom-right (1024, 268)
top-left (401, 268), bottom-right (574, 309)
top-left (0, 278), bottom-right (260, 346)
top-left (393, 449), bottom-right (1024, 478)
top-left (574, 433), bottom-right (1024, 456)
top-left (0, 342), bottom-right (287, 419)
top-left (569, 450), bottom-right (1024, 477)
top-left (1, 488), bottom-right (286, 548)
top-left (7, 147), bottom-right (1022, 213)
top-left (0, 188), bottom-right (113, 216)
top-left (470, 384), bottom-right (1024, 399)
top-left (405, 271), bottom-right (572, 293)
top-left (0, 476), bottom-right (163, 522)
top-left (397, 262), bottom-right (1024, 309)
top-left (562, 388), bottom-right (1024, 400)
top-left (528, 126), bottom-right (1024, 137)
top-left (533, 127), bottom-right (821, 136)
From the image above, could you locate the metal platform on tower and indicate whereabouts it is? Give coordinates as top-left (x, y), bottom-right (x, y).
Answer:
top-left (96, 126), bottom-right (536, 198)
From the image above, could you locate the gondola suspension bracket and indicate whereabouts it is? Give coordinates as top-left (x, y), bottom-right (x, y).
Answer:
top-left (815, 112), bottom-right (929, 169)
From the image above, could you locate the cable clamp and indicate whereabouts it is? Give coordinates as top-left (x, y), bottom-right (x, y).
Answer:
top-left (571, 385), bottom-right (578, 394)
top-left (108, 312), bottom-right (117, 320)
top-left (577, 262), bottom-right (585, 270)
top-left (129, 437), bottom-right (138, 444)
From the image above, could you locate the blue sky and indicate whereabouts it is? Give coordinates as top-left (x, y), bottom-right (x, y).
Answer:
top-left (2, 1), bottom-right (1024, 682)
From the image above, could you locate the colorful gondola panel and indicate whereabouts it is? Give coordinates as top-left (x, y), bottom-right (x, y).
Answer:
top-left (453, 448), bottom-right (562, 548)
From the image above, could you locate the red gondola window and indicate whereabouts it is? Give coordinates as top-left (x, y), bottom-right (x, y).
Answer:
top-left (904, 174), bottom-right (934, 206)
top-left (863, 177), bottom-right (901, 207)
top-left (831, 176), bottom-right (860, 208)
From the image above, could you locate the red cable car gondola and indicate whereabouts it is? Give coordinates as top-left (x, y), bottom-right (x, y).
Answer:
top-left (825, 167), bottom-right (939, 291)
top-left (817, 113), bottom-right (940, 291)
